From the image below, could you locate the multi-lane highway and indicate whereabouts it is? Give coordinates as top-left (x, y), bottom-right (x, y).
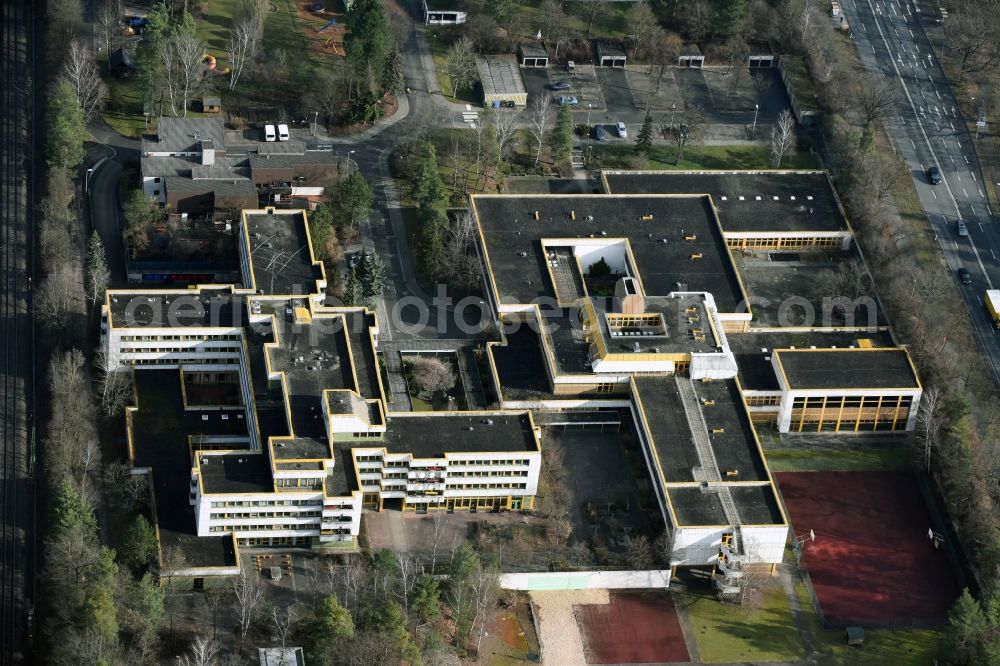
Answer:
top-left (840, 0), bottom-right (1000, 382)
top-left (0, 0), bottom-right (32, 663)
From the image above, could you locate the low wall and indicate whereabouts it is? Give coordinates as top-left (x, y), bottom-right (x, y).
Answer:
top-left (500, 569), bottom-right (671, 591)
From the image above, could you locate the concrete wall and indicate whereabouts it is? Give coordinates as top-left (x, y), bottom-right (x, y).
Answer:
top-left (500, 569), bottom-right (671, 591)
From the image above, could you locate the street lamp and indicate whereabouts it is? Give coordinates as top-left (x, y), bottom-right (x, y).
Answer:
top-left (587, 103), bottom-right (593, 126)
top-left (752, 103), bottom-right (759, 137)
top-left (85, 167), bottom-right (94, 194)
top-left (670, 103), bottom-right (676, 128)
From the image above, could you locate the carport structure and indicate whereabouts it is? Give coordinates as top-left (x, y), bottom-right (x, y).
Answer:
top-left (477, 55), bottom-right (528, 107)
top-left (678, 44), bottom-right (704, 68)
top-left (519, 43), bottom-right (548, 68)
top-left (596, 41), bottom-right (627, 68)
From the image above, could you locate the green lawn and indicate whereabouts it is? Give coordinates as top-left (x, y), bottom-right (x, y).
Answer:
top-left (683, 582), bottom-right (805, 663)
top-left (429, 33), bottom-right (480, 105)
top-left (765, 447), bottom-right (911, 472)
top-left (195, 0), bottom-right (244, 67)
top-left (592, 143), bottom-right (821, 171)
top-left (794, 583), bottom-right (941, 665)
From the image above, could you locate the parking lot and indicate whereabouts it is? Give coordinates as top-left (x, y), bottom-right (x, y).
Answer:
top-left (521, 64), bottom-right (605, 112)
top-left (515, 64), bottom-right (792, 138)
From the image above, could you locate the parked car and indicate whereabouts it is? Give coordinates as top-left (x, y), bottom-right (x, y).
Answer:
top-left (957, 219), bottom-right (969, 237)
top-left (565, 61), bottom-right (576, 73)
top-left (550, 80), bottom-right (572, 91)
top-left (556, 95), bottom-right (578, 106)
top-left (503, 100), bottom-right (516, 108)
top-left (958, 267), bottom-right (972, 285)
top-left (928, 165), bottom-right (942, 184)
top-left (277, 123), bottom-right (290, 141)
top-left (593, 124), bottom-right (607, 140)
top-left (264, 124), bottom-right (277, 142)
top-left (616, 121), bottom-right (627, 138)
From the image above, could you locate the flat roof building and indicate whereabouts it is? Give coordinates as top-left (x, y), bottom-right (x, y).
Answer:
top-left (477, 55), bottom-right (528, 107)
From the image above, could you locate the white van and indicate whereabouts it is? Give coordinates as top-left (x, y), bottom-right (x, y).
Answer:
top-left (264, 124), bottom-right (277, 142)
top-left (277, 123), bottom-right (290, 141)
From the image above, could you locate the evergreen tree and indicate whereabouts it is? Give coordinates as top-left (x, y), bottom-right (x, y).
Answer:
top-left (309, 204), bottom-right (335, 259)
top-left (345, 0), bottom-right (390, 92)
top-left (713, 0), bottom-right (747, 39)
top-left (635, 113), bottom-right (654, 156)
top-left (343, 265), bottom-right (361, 306)
top-left (945, 588), bottom-right (990, 665)
top-left (448, 541), bottom-right (480, 589)
top-left (411, 574), bottom-right (441, 621)
top-left (86, 231), bottom-right (111, 305)
top-left (382, 44), bottom-right (404, 93)
top-left (46, 81), bottom-right (87, 170)
top-left (333, 172), bottom-right (374, 230)
top-left (51, 479), bottom-right (97, 534)
top-left (304, 594), bottom-right (355, 665)
top-left (411, 141), bottom-right (446, 208)
top-left (418, 208), bottom-right (447, 281)
top-left (550, 104), bottom-right (574, 164)
top-left (120, 514), bottom-right (158, 568)
top-left (359, 252), bottom-right (386, 308)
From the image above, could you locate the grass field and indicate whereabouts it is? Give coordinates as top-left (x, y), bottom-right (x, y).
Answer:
top-left (764, 447), bottom-right (911, 472)
top-left (429, 34), bottom-right (480, 105)
top-left (591, 143), bottom-right (821, 171)
top-left (794, 582), bottom-right (942, 665)
top-left (682, 581), bottom-right (805, 663)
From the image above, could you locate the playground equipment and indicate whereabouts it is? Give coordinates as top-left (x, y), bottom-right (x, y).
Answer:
top-left (316, 17), bottom-right (338, 33)
top-left (202, 53), bottom-right (232, 76)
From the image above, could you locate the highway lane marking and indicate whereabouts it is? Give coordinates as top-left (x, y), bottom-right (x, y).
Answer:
top-left (964, 188), bottom-right (969, 197)
top-left (965, 155), bottom-right (970, 163)
top-left (932, 189), bottom-right (937, 198)
top-left (980, 188), bottom-right (986, 198)
top-left (936, 90), bottom-right (941, 100)
top-left (972, 172), bottom-right (977, 181)
top-left (911, 139), bottom-right (916, 148)
top-left (956, 173), bottom-right (962, 181)
top-left (992, 249), bottom-right (996, 260)
top-left (950, 121), bottom-right (955, 130)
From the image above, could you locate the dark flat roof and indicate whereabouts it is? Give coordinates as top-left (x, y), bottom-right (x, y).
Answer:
top-left (199, 452), bottom-right (274, 494)
top-left (730, 330), bottom-right (898, 391)
top-left (383, 413), bottom-right (538, 458)
top-left (602, 171), bottom-right (849, 234)
top-left (473, 194), bottom-right (745, 312)
top-left (633, 375), bottom-right (768, 484)
top-left (108, 289), bottom-right (244, 328)
top-left (775, 348), bottom-right (920, 390)
top-left (130, 370), bottom-right (245, 566)
top-left (492, 317), bottom-right (554, 401)
top-left (244, 212), bottom-right (323, 295)
top-left (668, 484), bottom-right (783, 526)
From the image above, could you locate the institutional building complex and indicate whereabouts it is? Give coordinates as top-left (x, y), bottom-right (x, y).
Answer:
top-left (103, 170), bottom-right (921, 578)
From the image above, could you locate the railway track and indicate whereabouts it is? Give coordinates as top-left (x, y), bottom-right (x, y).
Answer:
top-left (0, 0), bottom-right (31, 663)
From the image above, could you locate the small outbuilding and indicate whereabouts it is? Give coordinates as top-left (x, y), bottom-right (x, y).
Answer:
top-left (678, 44), bottom-right (704, 68)
top-left (596, 41), bottom-right (627, 68)
top-left (519, 43), bottom-right (549, 68)
top-left (748, 54), bottom-right (776, 68)
top-left (109, 47), bottom-right (137, 78)
top-left (477, 55), bottom-right (527, 107)
top-left (202, 96), bottom-right (222, 113)
top-left (422, 0), bottom-right (467, 25)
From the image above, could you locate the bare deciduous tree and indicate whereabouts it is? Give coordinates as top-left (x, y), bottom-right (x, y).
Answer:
top-left (173, 33), bottom-right (207, 116)
top-left (429, 511), bottom-right (447, 575)
top-left (242, 0), bottom-right (270, 55)
top-left (36, 265), bottom-right (84, 331)
top-left (95, 0), bottom-right (122, 58)
top-left (394, 552), bottom-right (420, 612)
top-left (61, 40), bottom-right (106, 121)
top-left (527, 95), bottom-right (556, 167)
top-left (178, 634), bottom-right (221, 666)
top-left (470, 565), bottom-right (500, 657)
top-left (916, 386), bottom-right (944, 472)
top-left (445, 37), bottom-right (477, 98)
top-left (626, 1), bottom-right (659, 59)
top-left (271, 606), bottom-right (296, 650)
top-left (226, 18), bottom-right (255, 91)
top-left (233, 568), bottom-right (265, 653)
top-left (444, 210), bottom-right (480, 289)
top-left (490, 108), bottom-right (519, 175)
top-left (661, 104), bottom-right (705, 165)
top-left (95, 349), bottom-right (134, 416)
top-left (408, 356), bottom-right (456, 394)
top-left (855, 78), bottom-right (897, 130)
top-left (769, 109), bottom-right (797, 167)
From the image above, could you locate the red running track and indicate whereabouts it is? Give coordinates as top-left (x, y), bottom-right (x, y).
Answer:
top-left (777, 471), bottom-right (959, 627)
top-left (575, 591), bottom-right (690, 664)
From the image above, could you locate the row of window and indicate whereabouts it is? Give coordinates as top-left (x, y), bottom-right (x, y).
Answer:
top-left (745, 395), bottom-right (781, 407)
top-left (209, 499), bottom-right (323, 508)
top-left (449, 470), bottom-right (530, 478)
top-left (446, 482), bottom-right (528, 490)
top-left (210, 510), bottom-right (322, 520)
top-left (728, 237), bottom-right (844, 250)
top-left (132, 357), bottom-right (240, 366)
top-left (120, 334), bottom-right (241, 342)
top-left (124, 347), bottom-right (242, 354)
top-left (356, 456), bottom-right (534, 467)
top-left (275, 478), bottom-right (323, 489)
top-left (790, 395), bottom-right (913, 409)
top-left (209, 523), bottom-right (318, 533)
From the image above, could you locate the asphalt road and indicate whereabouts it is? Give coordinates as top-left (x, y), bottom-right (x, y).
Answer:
top-left (840, 0), bottom-right (1000, 382)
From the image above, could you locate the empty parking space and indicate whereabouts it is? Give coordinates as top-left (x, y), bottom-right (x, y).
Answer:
top-left (595, 67), bottom-right (634, 114)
